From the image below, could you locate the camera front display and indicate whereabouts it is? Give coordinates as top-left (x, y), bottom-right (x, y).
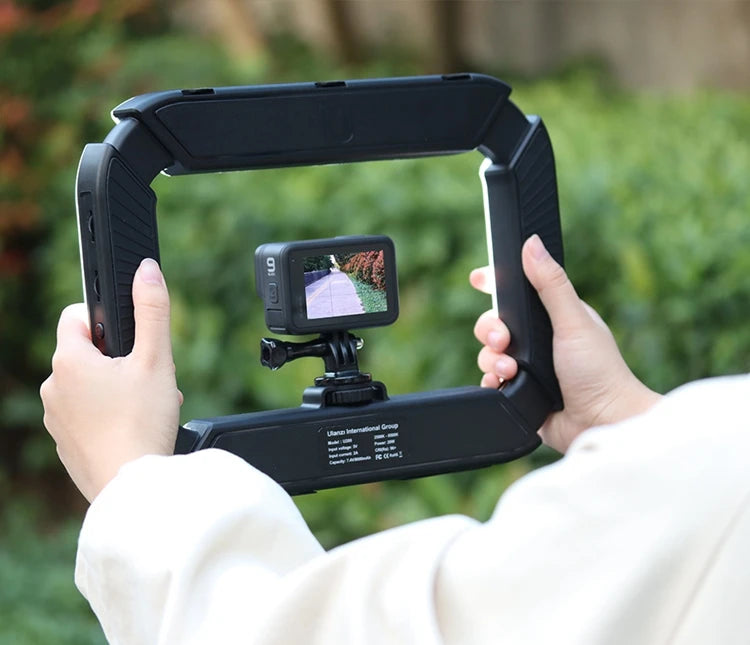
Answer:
top-left (256, 235), bottom-right (398, 335)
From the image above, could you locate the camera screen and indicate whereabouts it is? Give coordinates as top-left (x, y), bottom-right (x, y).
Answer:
top-left (303, 249), bottom-right (388, 321)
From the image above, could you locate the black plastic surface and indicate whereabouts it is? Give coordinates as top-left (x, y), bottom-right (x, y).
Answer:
top-left (76, 143), bottom-right (160, 356)
top-left (180, 387), bottom-right (540, 495)
top-left (111, 75), bottom-right (513, 173)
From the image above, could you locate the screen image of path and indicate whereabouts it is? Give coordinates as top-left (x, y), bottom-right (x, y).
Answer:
top-left (304, 249), bottom-right (388, 320)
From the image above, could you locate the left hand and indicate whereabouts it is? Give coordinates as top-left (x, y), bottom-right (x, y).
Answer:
top-left (471, 235), bottom-right (661, 453)
top-left (40, 259), bottom-right (182, 502)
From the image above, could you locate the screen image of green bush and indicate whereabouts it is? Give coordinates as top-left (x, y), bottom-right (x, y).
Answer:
top-left (3, 11), bottom-right (750, 644)
top-left (303, 255), bottom-right (333, 271)
top-left (335, 250), bottom-right (388, 313)
top-left (348, 276), bottom-right (388, 313)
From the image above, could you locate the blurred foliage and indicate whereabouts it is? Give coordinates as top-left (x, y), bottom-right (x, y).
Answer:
top-left (1, 1), bottom-right (749, 641)
top-left (0, 499), bottom-right (102, 644)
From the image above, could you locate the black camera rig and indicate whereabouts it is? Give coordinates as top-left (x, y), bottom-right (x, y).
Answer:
top-left (76, 74), bottom-right (564, 494)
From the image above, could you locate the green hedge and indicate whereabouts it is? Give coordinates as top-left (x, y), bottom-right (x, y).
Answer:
top-left (0, 500), bottom-right (103, 644)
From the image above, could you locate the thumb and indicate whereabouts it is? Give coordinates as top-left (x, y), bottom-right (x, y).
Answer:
top-left (522, 235), bottom-right (590, 334)
top-left (131, 258), bottom-right (173, 366)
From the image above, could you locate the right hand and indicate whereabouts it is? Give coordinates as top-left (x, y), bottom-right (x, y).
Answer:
top-left (471, 234), bottom-right (662, 453)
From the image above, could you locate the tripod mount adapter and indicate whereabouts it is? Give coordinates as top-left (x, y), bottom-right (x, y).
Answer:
top-left (75, 74), bottom-right (564, 494)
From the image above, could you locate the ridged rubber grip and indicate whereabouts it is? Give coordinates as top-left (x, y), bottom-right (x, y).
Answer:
top-left (483, 117), bottom-right (563, 415)
top-left (77, 142), bottom-right (159, 357)
top-left (105, 156), bottom-right (160, 355)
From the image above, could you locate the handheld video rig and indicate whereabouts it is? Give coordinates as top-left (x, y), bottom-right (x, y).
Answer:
top-left (76, 73), bottom-right (564, 494)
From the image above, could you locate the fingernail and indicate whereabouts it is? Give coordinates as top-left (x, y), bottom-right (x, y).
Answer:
top-left (494, 356), bottom-right (514, 377)
top-left (528, 234), bottom-right (550, 261)
top-left (487, 331), bottom-right (503, 350)
top-left (138, 258), bottom-right (164, 285)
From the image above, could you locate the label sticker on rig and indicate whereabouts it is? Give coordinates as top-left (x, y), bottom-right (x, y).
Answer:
top-left (321, 422), bottom-right (404, 469)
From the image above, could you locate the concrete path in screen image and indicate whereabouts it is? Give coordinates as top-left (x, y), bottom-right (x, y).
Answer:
top-left (305, 269), bottom-right (364, 319)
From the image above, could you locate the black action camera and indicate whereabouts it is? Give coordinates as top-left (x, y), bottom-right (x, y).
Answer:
top-left (254, 235), bottom-right (396, 407)
top-left (76, 73), bottom-right (565, 494)
top-left (255, 235), bottom-right (398, 335)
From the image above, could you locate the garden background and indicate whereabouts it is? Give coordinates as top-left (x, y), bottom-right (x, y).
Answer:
top-left (1, 1), bottom-right (749, 642)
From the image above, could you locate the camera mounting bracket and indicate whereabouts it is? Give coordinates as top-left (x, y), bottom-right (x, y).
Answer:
top-left (261, 331), bottom-right (389, 410)
top-left (75, 73), bottom-right (564, 494)
top-left (260, 332), bottom-right (364, 373)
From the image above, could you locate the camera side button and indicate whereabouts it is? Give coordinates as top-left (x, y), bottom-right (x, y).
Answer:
top-left (93, 272), bottom-right (101, 301)
top-left (87, 212), bottom-right (95, 242)
top-left (268, 283), bottom-right (279, 304)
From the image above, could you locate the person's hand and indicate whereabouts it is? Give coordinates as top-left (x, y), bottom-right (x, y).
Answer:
top-left (40, 259), bottom-right (182, 502)
top-left (471, 234), bottom-right (661, 453)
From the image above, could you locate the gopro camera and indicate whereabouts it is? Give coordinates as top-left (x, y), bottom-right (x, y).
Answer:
top-left (255, 235), bottom-right (398, 335)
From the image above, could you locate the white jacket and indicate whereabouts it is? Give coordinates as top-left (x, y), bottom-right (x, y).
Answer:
top-left (76, 374), bottom-right (750, 644)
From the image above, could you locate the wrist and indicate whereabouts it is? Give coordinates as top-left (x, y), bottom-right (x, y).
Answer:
top-left (597, 375), bottom-right (663, 429)
top-left (619, 382), bottom-right (663, 422)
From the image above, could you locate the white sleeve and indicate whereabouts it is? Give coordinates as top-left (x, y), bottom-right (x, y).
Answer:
top-left (75, 449), bottom-right (477, 645)
top-left (435, 374), bottom-right (750, 645)
top-left (77, 375), bottom-right (750, 645)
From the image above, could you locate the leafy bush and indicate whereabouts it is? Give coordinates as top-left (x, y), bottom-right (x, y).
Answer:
top-left (0, 498), bottom-right (104, 644)
top-left (303, 255), bottom-right (333, 272)
top-left (338, 250), bottom-right (386, 290)
top-left (515, 71), bottom-right (750, 391)
top-left (348, 275), bottom-right (387, 313)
